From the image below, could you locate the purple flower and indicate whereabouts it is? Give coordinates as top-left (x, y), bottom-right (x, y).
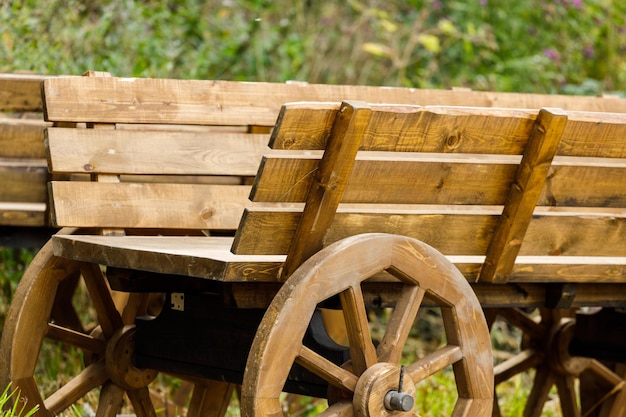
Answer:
top-left (544, 48), bottom-right (561, 62)
top-left (583, 45), bottom-right (594, 59)
top-left (570, 0), bottom-right (582, 7)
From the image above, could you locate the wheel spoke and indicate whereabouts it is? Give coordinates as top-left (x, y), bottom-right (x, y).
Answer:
top-left (453, 398), bottom-right (493, 416)
top-left (127, 387), bottom-right (158, 417)
top-left (339, 284), bottom-right (377, 375)
top-left (317, 400), bottom-right (354, 417)
top-left (80, 262), bottom-right (123, 338)
top-left (406, 344), bottom-right (463, 382)
top-left (523, 367), bottom-right (555, 417)
top-left (121, 293), bottom-right (151, 325)
top-left (377, 284), bottom-right (425, 363)
top-left (44, 361), bottom-right (109, 415)
top-left (556, 375), bottom-right (581, 417)
top-left (46, 323), bottom-right (107, 355)
top-left (96, 382), bottom-right (125, 417)
top-left (494, 349), bottom-right (543, 385)
top-left (498, 308), bottom-right (543, 338)
top-left (296, 345), bottom-right (359, 392)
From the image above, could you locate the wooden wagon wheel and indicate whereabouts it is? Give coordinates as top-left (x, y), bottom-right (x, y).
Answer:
top-left (241, 233), bottom-right (494, 417)
top-left (488, 307), bottom-right (626, 417)
top-left (0, 236), bottom-right (235, 417)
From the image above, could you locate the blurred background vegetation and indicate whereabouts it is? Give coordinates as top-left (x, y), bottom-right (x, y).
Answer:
top-left (1, 0), bottom-right (625, 94)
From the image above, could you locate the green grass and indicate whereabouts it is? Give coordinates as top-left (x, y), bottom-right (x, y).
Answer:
top-left (1, 384), bottom-right (38, 417)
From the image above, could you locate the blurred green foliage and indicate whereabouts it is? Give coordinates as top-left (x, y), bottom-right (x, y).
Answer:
top-left (1, 0), bottom-right (624, 94)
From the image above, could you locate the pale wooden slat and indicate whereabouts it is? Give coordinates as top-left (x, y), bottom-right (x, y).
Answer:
top-left (42, 77), bottom-right (626, 127)
top-left (51, 234), bottom-right (285, 282)
top-left (49, 182), bottom-right (251, 230)
top-left (232, 207), bottom-right (626, 257)
top-left (0, 202), bottom-right (47, 226)
top-left (0, 159), bottom-right (48, 203)
top-left (0, 73), bottom-right (49, 112)
top-left (559, 112), bottom-right (626, 158)
top-left (480, 108), bottom-right (568, 284)
top-left (0, 119), bottom-right (48, 158)
top-left (45, 128), bottom-right (269, 175)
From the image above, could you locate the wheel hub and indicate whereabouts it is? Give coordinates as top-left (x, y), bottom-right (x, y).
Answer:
top-left (353, 363), bottom-right (416, 417)
top-left (548, 318), bottom-right (591, 376)
top-left (105, 325), bottom-right (157, 390)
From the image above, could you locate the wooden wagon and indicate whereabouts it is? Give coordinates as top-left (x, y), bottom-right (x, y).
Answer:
top-left (2, 73), bottom-right (626, 417)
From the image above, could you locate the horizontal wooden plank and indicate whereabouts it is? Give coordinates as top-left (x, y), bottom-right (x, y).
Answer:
top-left (50, 234), bottom-right (626, 283)
top-left (252, 153), bottom-right (519, 204)
top-left (0, 119), bottom-right (48, 158)
top-left (270, 104), bottom-right (539, 153)
top-left (51, 234), bottom-right (286, 282)
top-left (45, 128), bottom-right (269, 175)
top-left (559, 111), bottom-right (626, 158)
top-left (252, 152), bottom-right (626, 206)
top-left (0, 74), bottom-right (48, 112)
top-left (0, 159), bottom-right (48, 202)
top-left (42, 77), bottom-right (626, 126)
top-left (0, 202), bottom-right (47, 226)
top-left (49, 182), bottom-right (252, 229)
top-left (232, 206), bottom-right (626, 256)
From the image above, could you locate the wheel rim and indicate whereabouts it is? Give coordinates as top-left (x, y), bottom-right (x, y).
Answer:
top-left (0, 238), bottom-right (233, 417)
top-left (241, 233), bottom-right (493, 417)
top-left (490, 308), bottom-right (626, 417)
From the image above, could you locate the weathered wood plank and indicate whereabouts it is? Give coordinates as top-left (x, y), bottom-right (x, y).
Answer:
top-left (232, 207), bottom-right (626, 257)
top-left (49, 182), bottom-right (251, 229)
top-left (0, 202), bottom-right (47, 226)
top-left (50, 234), bottom-right (626, 284)
top-left (480, 108), bottom-right (568, 284)
top-left (270, 104), bottom-right (538, 153)
top-left (42, 77), bottom-right (626, 127)
top-left (0, 74), bottom-right (48, 112)
top-left (0, 119), bottom-right (48, 158)
top-left (45, 128), bottom-right (269, 175)
top-left (0, 159), bottom-right (48, 202)
top-left (559, 112), bottom-right (626, 158)
top-left (252, 153), bottom-right (626, 206)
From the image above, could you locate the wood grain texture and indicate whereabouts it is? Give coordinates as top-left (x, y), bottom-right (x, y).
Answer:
top-left (46, 128), bottom-right (269, 176)
top-left (481, 108), bottom-right (568, 284)
top-left (42, 77), bottom-right (626, 127)
top-left (49, 182), bottom-right (251, 229)
top-left (0, 73), bottom-right (48, 112)
top-left (0, 119), bottom-right (48, 158)
top-left (0, 159), bottom-right (48, 203)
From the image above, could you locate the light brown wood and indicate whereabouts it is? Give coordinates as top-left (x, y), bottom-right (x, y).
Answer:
top-left (41, 77), bottom-right (626, 127)
top-left (49, 182), bottom-right (251, 229)
top-left (241, 233), bottom-right (494, 416)
top-left (45, 128), bottom-right (269, 175)
top-left (480, 108), bottom-right (568, 283)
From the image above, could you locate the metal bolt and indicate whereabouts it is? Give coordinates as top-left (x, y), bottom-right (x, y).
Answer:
top-left (383, 366), bottom-right (414, 412)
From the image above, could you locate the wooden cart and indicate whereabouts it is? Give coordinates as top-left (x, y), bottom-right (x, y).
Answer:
top-left (2, 74), bottom-right (626, 417)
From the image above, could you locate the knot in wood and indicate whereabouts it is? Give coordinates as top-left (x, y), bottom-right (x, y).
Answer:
top-left (445, 132), bottom-right (462, 149)
top-left (200, 207), bottom-right (215, 221)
